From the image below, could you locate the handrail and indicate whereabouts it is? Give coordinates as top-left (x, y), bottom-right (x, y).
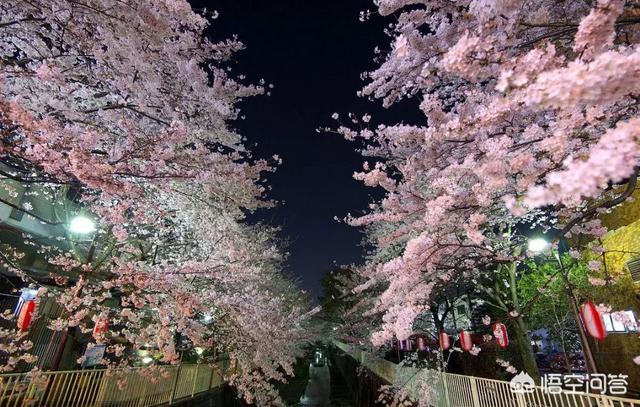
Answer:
top-left (334, 341), bottom-right (640, 407)
top-left (0, 362), bottom-right (227, 407)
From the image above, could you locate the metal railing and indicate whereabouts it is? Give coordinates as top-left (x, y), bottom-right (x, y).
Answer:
top-left (437, 373), bottom-right (640, 407)
top-left (0, 362), bottom-right (226, 407)
top-left (335, 341), bottom-right (640, 407)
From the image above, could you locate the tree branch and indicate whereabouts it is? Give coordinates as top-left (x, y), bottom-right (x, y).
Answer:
top-left (560, 168), bottom-right (639, 237)
top-left (0, 17), bottom-right (45, 28)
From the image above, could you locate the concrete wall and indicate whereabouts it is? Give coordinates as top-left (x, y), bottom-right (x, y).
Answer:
top-left (333, 341), bottom-right (445, 405)
top-left (592, 335), bottom-right (640, 397)
top-left (330, 344), bottom-right (388, 406)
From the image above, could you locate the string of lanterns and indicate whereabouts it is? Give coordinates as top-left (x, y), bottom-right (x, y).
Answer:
top-left (398, 299), bottom-right (606, 355)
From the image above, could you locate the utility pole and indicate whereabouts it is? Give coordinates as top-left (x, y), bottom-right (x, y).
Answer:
top-left (555, 252), bottom-right (599, 374)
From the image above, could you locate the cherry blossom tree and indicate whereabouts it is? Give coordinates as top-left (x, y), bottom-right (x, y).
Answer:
top-left (0, 1), bottom-right (309, 404)
top-left (337, 0), bottom-right (640, 357)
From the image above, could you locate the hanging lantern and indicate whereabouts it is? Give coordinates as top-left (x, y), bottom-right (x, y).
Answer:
top-left (439, 331), bottom-right (450, 350)
top-left (406, 339), bottom-right (413, 351)
top-left (397, 338), bottom-right (405, 351)
top-left (17, 300), bottom-right (36, 331)
top-left (493, 322), bottom-right (509, 349)
top-left (93, 317), bottom-right (109, 335)
top-left (581, 301), bottom-right (607, 340)
top-left (460, 330), bottom-right (473, 351)
top-left (417, 336), bottom-right (427, 351)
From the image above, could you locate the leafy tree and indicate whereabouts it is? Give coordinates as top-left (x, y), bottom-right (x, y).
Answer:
top-left (518, 255), bottom-right (586, 371)
top-left (476, 261), bottom-right (541, 380)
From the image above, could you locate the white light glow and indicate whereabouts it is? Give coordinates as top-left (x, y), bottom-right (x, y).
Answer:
top-left (142, 356), bottom-right (153, 364)
top-left (69, 216), bottom-right (96, 234)
top-left (528, 238), bottom-right (549, 253)
top-left (195, 347), bottom-right (204, 355)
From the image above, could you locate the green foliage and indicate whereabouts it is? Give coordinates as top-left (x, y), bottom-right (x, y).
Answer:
top-left (518, 254), bottom-right (585, 353)
top-left (518, 253), bottom-right (637, 353)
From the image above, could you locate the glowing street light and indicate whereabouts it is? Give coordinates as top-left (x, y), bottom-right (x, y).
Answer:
top-left (526, 235), bottom-right (599, 373)
top-left (527, 237), bottom-right (549, 253)
top-left (69, 216), bottom-right (96, 234)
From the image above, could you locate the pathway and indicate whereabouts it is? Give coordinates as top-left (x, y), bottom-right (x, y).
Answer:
top-left (298, 362), bottom-right (331, 406)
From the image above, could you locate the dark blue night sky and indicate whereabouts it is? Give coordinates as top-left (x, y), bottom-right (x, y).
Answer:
top-left (191, 1), bottom-right (417, 298)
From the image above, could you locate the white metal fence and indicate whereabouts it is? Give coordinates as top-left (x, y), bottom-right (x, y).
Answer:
top-left (436, 373), bottom-right (640, 407)
top-left (0, 362), bottom-right (226, 407)
top-left (334, 341), bottom-right (640, 407)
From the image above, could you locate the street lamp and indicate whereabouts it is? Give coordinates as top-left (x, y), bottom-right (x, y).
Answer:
top-left (527, 237), bottom-right (549, 253)
top-left (527, 237), bottom-right (599, 374)
top-left (69, 216), bottom-right (96, 234)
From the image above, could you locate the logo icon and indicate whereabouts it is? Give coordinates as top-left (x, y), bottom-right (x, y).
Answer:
top-left (510, 371), bottom-right (535, 394)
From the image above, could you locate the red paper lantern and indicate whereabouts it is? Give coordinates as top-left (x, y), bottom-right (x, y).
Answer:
top-left (460, 330), bottom-right (473, 351)
top-left (581, 301), bottom-right (607, 340)
top-left (493, 322), bottom-right (509, 348)
top-left (417, 336), bottom-right (427, 351)
top-left (93, 317), bottom-right (109, 335)
top-left (439, 331), bottom-right (450, 350)
top-left (17, 300), bottom-right (36, 331)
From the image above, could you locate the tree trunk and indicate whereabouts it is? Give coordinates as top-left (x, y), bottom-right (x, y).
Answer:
top-left (552, 306), bottom-right (573, 373)
top-left (512, 316), bottom-right (541, 381)
top-left (556, 254), bottom-right (599, 373)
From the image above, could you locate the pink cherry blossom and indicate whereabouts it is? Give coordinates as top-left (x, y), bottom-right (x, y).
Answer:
top-left (0, 1), bottom-right (309, 403)
top-left (334, 0), bottom-right (640, 356)
top-left (588, 277), bottom-right (607, 286)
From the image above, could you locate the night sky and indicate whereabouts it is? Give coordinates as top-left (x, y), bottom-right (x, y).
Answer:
top-left (191, 1), bottom-right (415, 298)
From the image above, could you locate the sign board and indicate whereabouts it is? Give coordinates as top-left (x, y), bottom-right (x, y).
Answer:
top-left (81, 344), bottom-right (106, 367)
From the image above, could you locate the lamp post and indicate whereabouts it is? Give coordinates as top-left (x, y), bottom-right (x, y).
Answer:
top-left (528, 237), bottom-right (599, 373)
top-left (51, 215), bottom-right (98, 371)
